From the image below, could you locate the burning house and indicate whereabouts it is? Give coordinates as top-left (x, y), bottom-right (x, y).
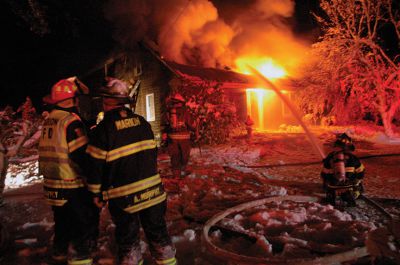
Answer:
top-left (84, 41), bottom-right (296, 144)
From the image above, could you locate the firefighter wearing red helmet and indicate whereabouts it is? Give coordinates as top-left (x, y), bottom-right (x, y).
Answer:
top-left (321, 133), bottom-right (365, 206)
top-left (86, 77), bottom-right (176, 265)
top-left (39, 77), bottom-right (99, 264)
top-left (163, 92), bottom-right (197, 179)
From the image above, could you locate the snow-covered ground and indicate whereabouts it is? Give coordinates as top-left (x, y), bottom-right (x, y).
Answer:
top-left (1, 125), bottom-right (400, 264)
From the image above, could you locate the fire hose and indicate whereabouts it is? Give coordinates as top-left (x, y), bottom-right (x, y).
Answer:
top-left (205, 66), bottom-right (398, 261)
top-left (202, 195), bottom-right (369, 265)
top-left (245, 65), bottom-right (396, 222)
top-left (242, 153), bottom-right (400, 169)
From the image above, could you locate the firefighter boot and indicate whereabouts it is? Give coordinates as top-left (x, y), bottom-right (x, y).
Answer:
top-left (68, 242), bottom-right (93, 265)
top-left (326, 190), bottom-right (336, 206)
top-left (50, 244), bottom-right (68, 264)
top-left (343, 191), bottom-right (357, 207)
top-left (151, 244), bottom-right (177, 265)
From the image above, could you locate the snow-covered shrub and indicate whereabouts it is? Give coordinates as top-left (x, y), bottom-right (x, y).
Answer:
top-left (181, 81), bottom-right (240, 144)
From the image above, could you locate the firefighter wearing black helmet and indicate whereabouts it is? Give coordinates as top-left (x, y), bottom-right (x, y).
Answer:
top-left (163, 92), bottom-right (196, 179)
top-left (86, 78), bottom-right (176, 265)
top-left (321, 133), bottom-right (365, 206)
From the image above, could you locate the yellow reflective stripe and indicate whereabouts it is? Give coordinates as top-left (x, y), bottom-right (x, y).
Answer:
top-left (44, 178), bottom-right (85, 189)
top-left (68, 136), bottom-right (88, 153)
top-left (64, 114), bottom-right (80, 130)
top-left (103, 174), bottom-right (161, 200)
top-left (169, 134), bottom-right (190, 140)
top-left (124, 193), bottom-right (166, 213)
top-left (39, 145), bottom-right (69, 154)
top-left (86, 145), bottom-right (107, 160)
top-left (355, 164), bottom-right (365, 173)
top-left (322, 167), bottom-right (333, 174)
top-left (46, 198), bottom-right (67, 206)
top-left (39, 157), bottom-right (69, 163)
top-left (326, 183), bottom-right (354, 189)
top-left (345, 167), bottom-right (355, 172)
top-left (156, 257), bottom-right (177, 265)
top-left (106, 139), bottom-right (156, 162)
top-left (68, 258), bottom-right (93, 265)
top-left (138, 260), bottom-right (143, 265)
top-left (88, 183), bottom-right (102, 193)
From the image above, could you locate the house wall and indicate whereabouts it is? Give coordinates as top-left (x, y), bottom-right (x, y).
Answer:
top-left (134, 49), bottom-right (172, 144)
top-left (80, 47), bottom-right (174, 144)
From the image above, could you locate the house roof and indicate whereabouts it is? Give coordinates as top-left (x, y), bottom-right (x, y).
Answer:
top-left (140, 40), bottom-right (294, 91)
top-left (164, 60), bottom-right (258, 90)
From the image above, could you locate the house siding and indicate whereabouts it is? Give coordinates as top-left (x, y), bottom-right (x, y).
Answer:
top-left (135, 50), bottom-right (172, 144)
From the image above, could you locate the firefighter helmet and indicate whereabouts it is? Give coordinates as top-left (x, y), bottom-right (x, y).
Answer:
top-left (43, 77), bottom-right (80, 104)
top-left (167, 92), bottom-right (185, 108)
top-left (97, 77), bottom-right (130, 99)
top-left (334, 133), bottom-right (355, 151)
top-left (171, 92), bottom-right (184, 102)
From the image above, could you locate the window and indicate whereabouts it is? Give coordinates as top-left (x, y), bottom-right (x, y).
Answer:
top-left (146, 93), bottom-right (155, 121)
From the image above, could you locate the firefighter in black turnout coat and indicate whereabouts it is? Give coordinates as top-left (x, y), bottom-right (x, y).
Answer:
top-left (86, 78), bottom-right (176, 265)
top-left (321, 133), bottom-right (365, 206)
top-left (38, 77), bottom-right (99, 265)
top-left (163, 92), bottom-right (196, 179)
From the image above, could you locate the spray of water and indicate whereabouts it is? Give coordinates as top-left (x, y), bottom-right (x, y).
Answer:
top-left (247, 65), bottom-right (326, 160)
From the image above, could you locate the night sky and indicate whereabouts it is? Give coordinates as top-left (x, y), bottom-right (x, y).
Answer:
top-left (0, 0), bottom-right (319, 109)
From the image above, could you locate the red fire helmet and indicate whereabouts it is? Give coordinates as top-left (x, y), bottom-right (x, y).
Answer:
top-left (43, 77), bottom-right (79, 104)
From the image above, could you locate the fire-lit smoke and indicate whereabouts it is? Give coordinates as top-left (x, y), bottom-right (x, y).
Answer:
top-left (104, 0), bottom-right (310, 72)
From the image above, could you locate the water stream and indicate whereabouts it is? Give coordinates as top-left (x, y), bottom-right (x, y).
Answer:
top-left (247, 65), bottom-right (326, 160)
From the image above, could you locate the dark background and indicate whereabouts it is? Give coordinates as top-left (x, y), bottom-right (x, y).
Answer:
top-left (0, 0), bottom-right (320, 110)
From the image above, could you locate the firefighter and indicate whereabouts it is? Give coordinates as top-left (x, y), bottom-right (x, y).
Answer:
top-left (321, 133), bottom-right (365, 206)
top-left (86, 78), bottom-right (176, 265)
top-left (244, 115), bottom-right (254, 139)
top-left (163, 92), bottom-right (196, 179)
top-left (39, 77), bottom-right (99, 265)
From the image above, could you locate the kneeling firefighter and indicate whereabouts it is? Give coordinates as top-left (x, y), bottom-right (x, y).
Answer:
top-left (86, 78), bottom-right (176, 265)
top-left (321, 133), bottom-right (365, 206)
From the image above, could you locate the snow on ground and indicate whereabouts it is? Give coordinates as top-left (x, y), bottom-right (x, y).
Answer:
top-left (214, 200), bottom-right (375, 259)
top-left (5, 161), bottom-right (41, 189)
top-left (1, 125), bottom-right (400, 264)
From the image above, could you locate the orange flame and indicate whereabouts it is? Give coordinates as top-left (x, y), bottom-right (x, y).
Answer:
top-left (236, 57), bottom-right (287, 130)
top-left (235, 57), bottom-right (287, 80)
top-left (246, 89), bottom-right (276, 130)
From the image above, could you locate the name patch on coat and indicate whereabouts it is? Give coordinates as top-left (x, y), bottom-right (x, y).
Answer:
top-left (45, 190), bottom-right (59, 199)
top-left (115, 117), bottom-right (140, 130)
top-left (134, 187), bottom-right (161, 203)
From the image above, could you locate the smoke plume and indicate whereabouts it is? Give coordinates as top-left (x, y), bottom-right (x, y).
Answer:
top-left (105, 0), bottom-right (309, 71)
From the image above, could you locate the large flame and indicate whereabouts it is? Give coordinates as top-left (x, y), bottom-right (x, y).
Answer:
top-left (236, 57), bottom-right (288, 130)
top-left (246, 89), bottom-right (276, 130)
top-left (235, 57), bottom-right (287, 80)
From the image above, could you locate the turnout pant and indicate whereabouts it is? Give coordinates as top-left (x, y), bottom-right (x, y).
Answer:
top-left (52, 188), bottom-right (99, 262)
top-left (168, 139), bottom-right (191, 171)
top-left (108, 200), bottom-right (176, 265)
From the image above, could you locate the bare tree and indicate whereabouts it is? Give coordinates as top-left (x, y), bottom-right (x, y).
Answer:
top-left (297, 0), bottom-right (400, 136)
